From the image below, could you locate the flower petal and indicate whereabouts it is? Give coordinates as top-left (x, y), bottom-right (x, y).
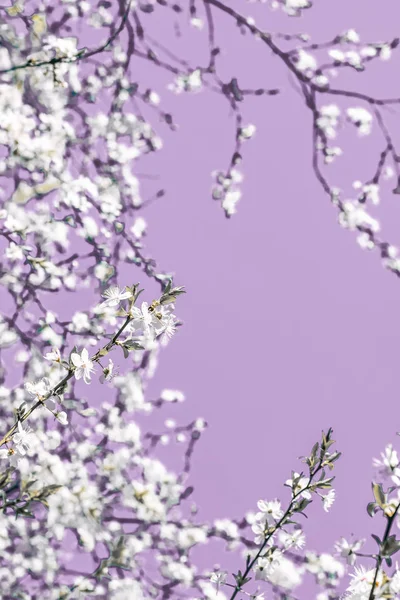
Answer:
top-left (70, 353), bottom-right (81, 367)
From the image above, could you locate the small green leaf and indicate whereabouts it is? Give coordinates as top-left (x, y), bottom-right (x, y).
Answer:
top-left (372, 483), bottom-right (385, 508)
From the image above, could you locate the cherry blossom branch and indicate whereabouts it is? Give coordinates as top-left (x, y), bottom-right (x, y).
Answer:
top-left (0, 317), bottom-right (127, 450)
top-left (223, 428), bottom-right (340, 599)
top-left (0, 282), bottom-right (184, 453)
top-left (368, 491), bottom-right (400, 600)
top-left (0, 0), bottom-right (134, 75)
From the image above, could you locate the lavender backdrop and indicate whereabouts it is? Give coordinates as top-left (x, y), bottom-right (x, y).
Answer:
top-left (124, 0), bottom-right (400, 581)
top-left (2, 0), bottom-right (400, 596)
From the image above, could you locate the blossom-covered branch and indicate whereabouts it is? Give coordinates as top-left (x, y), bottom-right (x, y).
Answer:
top-left (0, 281), bottom-right (184, 465)
top-left (0, 0), bottom-right (133, 75)
top-left (210, 428), bottom-right (340, 600)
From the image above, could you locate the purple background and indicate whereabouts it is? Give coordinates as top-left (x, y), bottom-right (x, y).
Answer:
top-left (124, 0), bottom-right (400, 585)
top-left (4, 0), bottom-right (400, 594)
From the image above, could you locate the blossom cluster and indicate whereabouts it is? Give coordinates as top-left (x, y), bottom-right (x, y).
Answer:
top-left (209, 434), bottom-right (400, 600)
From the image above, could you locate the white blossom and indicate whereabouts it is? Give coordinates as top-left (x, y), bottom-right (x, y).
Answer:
top-left (267, 556), bottom-right (303, 590)
top-left (254, 550), bottom-right (283, 581)
top-left (70, 348), bottom-right (95, 384)
top-left (100, 358), bottom-right (115, 384)
top-left (210, 570), bottom-right (228, 593)
top-left (131, 216), bottom-right (147, 239)
top-left (13, 421), bottom-right (35, 456)
top-left (347, 107), bottom-right (373, 135)
top-left (43, 347), bottom-right (62, 363)
top-left (339, 201), bottom-right (380, 232)
top-left (130, 301), bottom-right (160, 338)
top-left (317, 105), bottom-right (341, 139)
top-left (24, 377), bottom-right (52, 399)
top-left (347, 565), bottom-right (385, 598)
top-left (322, 489), bottom-right (336, 512)
top-left (335, 538), bottom-right (365, 566)
top-left (285, 472), bottom-right (311, 499)
top-left (99, 286), bottom-right (132, 309)
top-left (296, 49), bottom-right (317, 73)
